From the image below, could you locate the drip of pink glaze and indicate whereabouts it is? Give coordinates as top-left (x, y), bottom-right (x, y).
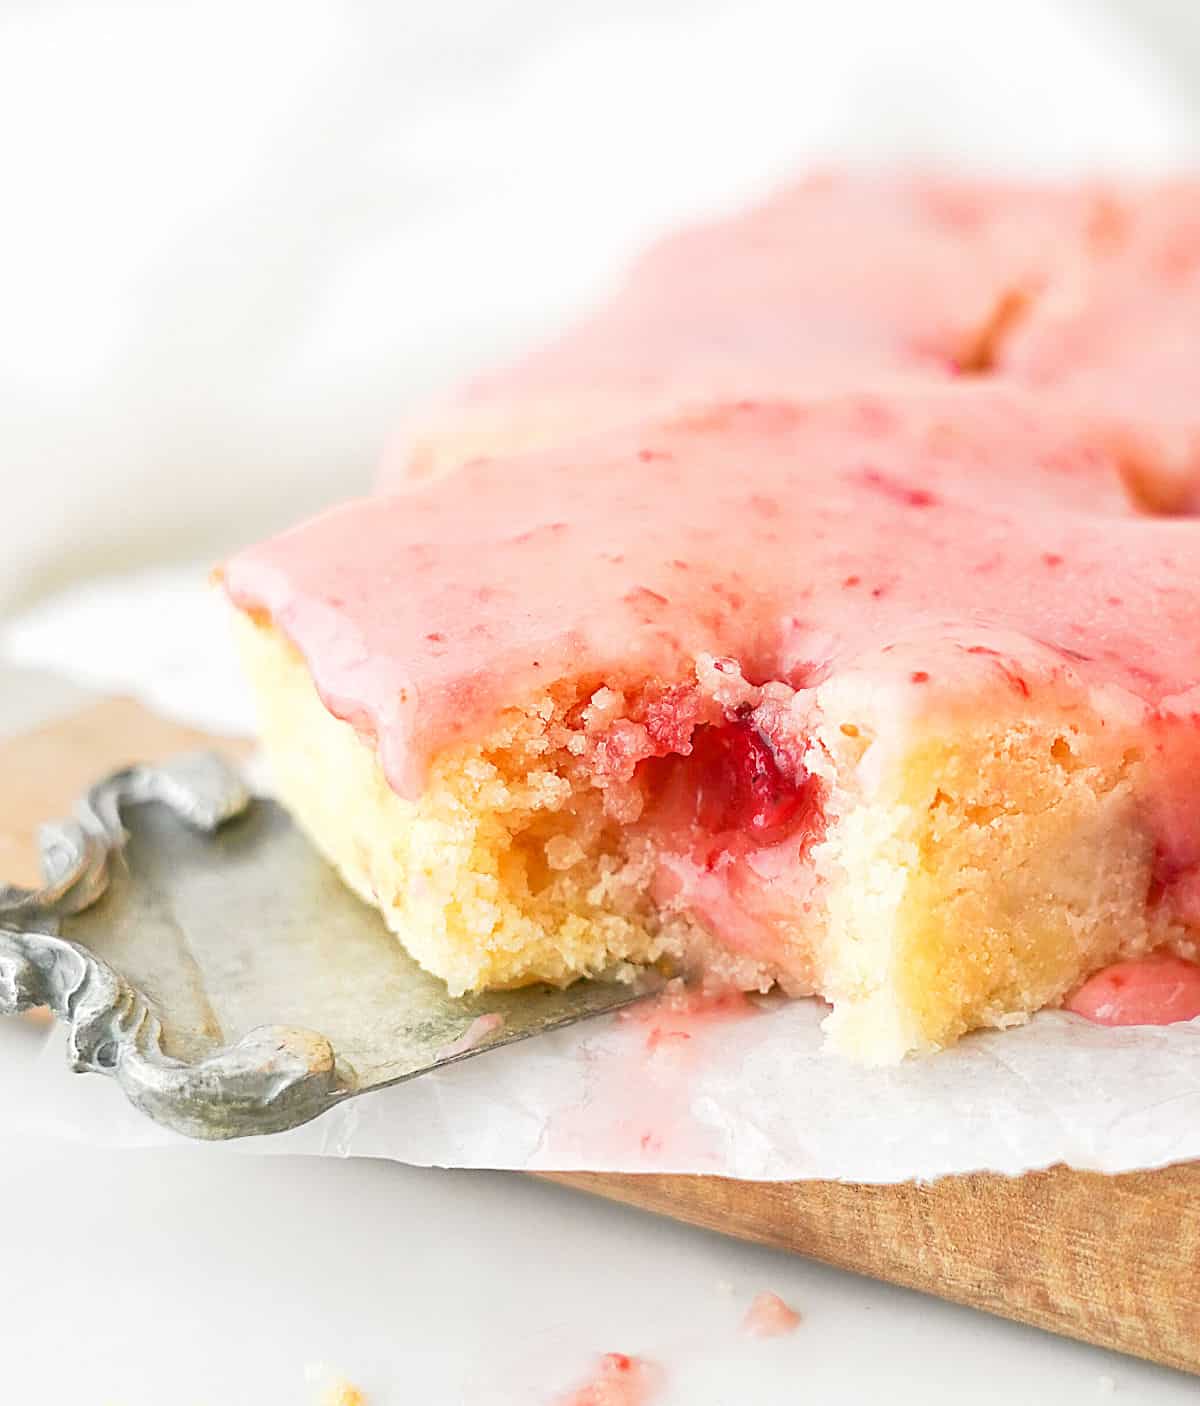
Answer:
top-left (619, 979), bottom-right (760, 1055)
top-left (741, 1291), bottom-right (802, 1339)
top-left (434, 1012), bottom-right (505, 1061)
top-left (554, 1353), bottom-right (664, 1406)
top-left (1144, 713), bottom-right (1200, 928)
top-left (1066, 954), bottom-right (1200, 1027)
top-left (532, 981), bottom-right (759, 1169)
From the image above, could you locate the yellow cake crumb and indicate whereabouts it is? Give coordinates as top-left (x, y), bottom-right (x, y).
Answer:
top-left (320, 1380), bottom-right (366, 1406)
top-left (235, 612), bottom-right (689, 996)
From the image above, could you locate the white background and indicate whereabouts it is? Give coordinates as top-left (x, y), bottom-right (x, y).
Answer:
top-left (5, 2), bottom-right (1200, 1400)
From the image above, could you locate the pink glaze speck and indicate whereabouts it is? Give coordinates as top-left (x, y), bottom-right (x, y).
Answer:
top-left (619, 979), bottom-right (761, 1054)
top-left (432, 1012), bottom-right (505, 1061)
top-left (742, 1291), bottom-right (802, 1338)
top-left (1066, 954), bottom-right (1200, 1027)
top-left (554, 1354), bottom-right (664, 1406)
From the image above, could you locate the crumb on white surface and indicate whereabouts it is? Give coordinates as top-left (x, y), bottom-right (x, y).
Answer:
top-left (741, 1289), bottom-right (802, 1338)
top-left (1097, 1374), bottom-right (1117, 1395)
top-left (320, 1379), bottom-right (367, 1406)
top-left (303, 1361), bottom-right (366, 1406)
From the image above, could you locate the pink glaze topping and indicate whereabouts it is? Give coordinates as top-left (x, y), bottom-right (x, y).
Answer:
top-left (1066, 954), bottom-right (1200, 1027)
top-left (225, 386), bottom-right (1199, 795)
top-left (471, 174), bottom-right (1093, 390)
top-left (554, 1354), bottom-right (664, 1406)
top-left (741, 1291), bottom-right (802, 1339)
top-left (381, 175), bottom-right (1200, 517)
top-left (380, 173), bottom-right (1110, 487)
top-left (1002, 182), bottom-right (1200, 512)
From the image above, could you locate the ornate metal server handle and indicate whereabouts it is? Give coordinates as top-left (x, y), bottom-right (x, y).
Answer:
top-left (0, 756), bottom-right (346, 1138)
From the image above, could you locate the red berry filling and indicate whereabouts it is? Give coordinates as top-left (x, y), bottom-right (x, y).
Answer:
top-left (640, 716), bottom-right (818, 856)
top-left (690, 719), bottom-right (811, 836)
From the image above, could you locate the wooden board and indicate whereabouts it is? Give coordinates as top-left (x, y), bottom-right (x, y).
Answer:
top-left (4, 700), bottom-right (1199, 1375)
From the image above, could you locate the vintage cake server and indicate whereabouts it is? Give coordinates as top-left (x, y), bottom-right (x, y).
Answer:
top-left (0, 753), bottom-right (656, 1140)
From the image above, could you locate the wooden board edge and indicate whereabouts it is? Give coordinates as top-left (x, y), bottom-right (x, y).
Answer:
top-left (542, 1167), bottom-right (1200, 1376)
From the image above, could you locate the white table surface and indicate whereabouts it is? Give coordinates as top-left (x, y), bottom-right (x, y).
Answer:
top-left (0, 668), bottom-right (1194, 1405)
